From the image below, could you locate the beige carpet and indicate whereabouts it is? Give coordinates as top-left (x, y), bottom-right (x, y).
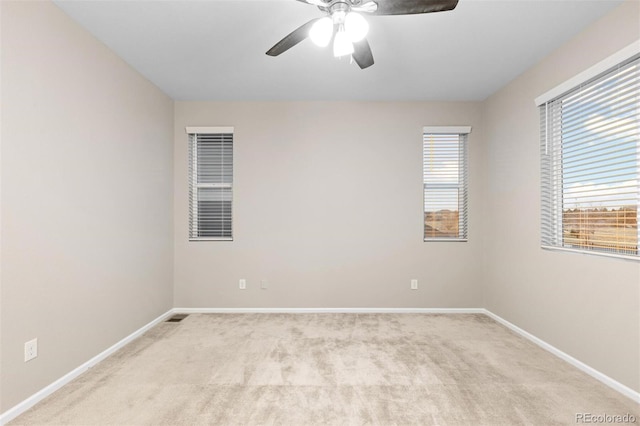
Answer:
top-left (10, 313), bottom-right (639, 425)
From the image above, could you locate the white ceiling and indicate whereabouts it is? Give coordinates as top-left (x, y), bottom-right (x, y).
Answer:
top-left (53, 0), bottom-right (622, 101)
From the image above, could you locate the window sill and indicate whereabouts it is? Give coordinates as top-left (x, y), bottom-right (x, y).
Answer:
top-left (541, 245), bottom-right (639, 262)
top-left (424, 238), bottom-right (468, 242)
top-left (189, 237), bottom-right (233, 242)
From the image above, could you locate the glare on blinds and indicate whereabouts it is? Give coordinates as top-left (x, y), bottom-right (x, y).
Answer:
top-left (189, 132), bottom-right (233, 240)
top-left (423, 133), bottom-right (468, 240)
top-left (540, 55), bottom-right (639, 257)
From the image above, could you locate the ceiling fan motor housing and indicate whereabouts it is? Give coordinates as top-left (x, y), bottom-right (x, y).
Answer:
top-left (318, 0), bottom-right (378, 14)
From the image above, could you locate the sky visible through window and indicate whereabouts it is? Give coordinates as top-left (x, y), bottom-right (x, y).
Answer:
top-left (559, 60), bottom-right (639, 255)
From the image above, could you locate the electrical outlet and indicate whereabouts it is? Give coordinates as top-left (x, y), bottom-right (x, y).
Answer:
top-left (261, 280), bottom-right (268, 289)
top-left (411, 279), bottom-right (418, 290)
top-left (25, 338), bottom-right (38, 362)
top-left (239, 279), bottom-right (246, 290)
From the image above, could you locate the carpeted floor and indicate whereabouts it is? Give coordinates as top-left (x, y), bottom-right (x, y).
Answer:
top-left (10, 313), bottom-right (639, 425)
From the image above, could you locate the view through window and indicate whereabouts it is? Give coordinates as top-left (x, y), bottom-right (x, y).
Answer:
top-left (423, 128), bottom-right (470, 241)
top-left (540, 55), bottom-right (639, 257)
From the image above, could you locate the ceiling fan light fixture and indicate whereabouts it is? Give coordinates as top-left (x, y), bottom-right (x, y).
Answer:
top-left (344, 12), bottom-right (369, 42)
top-left (309, 17), bottom-right (334, 47)
top-left (333, 25), bottom-right (354, 57)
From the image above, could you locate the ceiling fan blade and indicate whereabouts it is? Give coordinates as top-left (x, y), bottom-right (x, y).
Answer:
top-left (352, 38), bottom-right (374, 69)
top-left (295, 0), bottom-right (326, 6)
top-left (266, 18), bottom-right (320, 57)
top-left (372, 0), bottom-right (458, 15)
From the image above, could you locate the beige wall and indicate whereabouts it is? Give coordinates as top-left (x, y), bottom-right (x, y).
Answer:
top-left (174, 102), bottom-right (484, 308)
top-left (482, 0), bottom-right (640, 392)
top-left (0, 1), bottom-right (174, 410)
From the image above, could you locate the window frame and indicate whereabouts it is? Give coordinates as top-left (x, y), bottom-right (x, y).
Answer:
top-left (537, 43), bottom-right (640, 261)
top-left (422, 126), bottom-right (471, 242)
top-left (186, 126), bottom-right (234, 242)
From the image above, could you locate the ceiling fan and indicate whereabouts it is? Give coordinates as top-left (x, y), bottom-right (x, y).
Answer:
top-left (266, 0), bottom-right (459, 69)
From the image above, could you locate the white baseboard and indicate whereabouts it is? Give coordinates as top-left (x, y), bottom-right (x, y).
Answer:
top-left (483, 309), bottom-right (640, 403)
top-left (0, 309), bottom-right (174, 426)
top-left (3, 307), bottom-right (637, 425)
top-left (174, 307), bottom-right (485, 314)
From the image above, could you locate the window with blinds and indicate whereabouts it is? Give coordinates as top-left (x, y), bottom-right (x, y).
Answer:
top-left (540, 55), bottom-right (639, 259)
top-left (423, 127), bottom-right (470, 241)
top-left (187, 127), bottom-right (233, 241)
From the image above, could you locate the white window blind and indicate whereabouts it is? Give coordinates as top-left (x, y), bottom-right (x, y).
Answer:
top-left (540, 55), bottom-right (639, 259)
top-left (187, 128), bottom-right (233, 241)
top-left (423, 127), bottom-right (470, 241)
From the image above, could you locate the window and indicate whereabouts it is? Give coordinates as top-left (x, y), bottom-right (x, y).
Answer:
top-left (186, 127), bottom-right (234, 241)
top-left (423, 126), bottom-right (470, 241)
top-left (539, 54), bottom-right (639, 259)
